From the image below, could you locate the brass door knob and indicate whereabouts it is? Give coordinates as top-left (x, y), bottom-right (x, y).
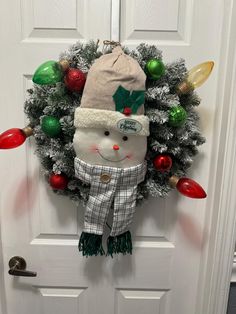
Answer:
top-left (8, 256), bottom-right (37, 277)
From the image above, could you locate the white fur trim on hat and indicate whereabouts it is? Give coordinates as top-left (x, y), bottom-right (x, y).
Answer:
top-left (74, 108), bottom-right (150, 136)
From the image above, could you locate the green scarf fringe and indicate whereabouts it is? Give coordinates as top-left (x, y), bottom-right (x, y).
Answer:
top-left (79, 232), bottom-right (105, 257)
top-left (107, 231), bottom-right (132, 257)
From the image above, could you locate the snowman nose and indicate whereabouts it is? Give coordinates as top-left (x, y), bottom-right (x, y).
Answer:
top-left (113, 144), bottom-right (120, 151)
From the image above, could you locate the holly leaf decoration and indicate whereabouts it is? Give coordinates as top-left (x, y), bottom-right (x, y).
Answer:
top-left (130, 90), bottom-right (145, 113)
top-left (113, 86), bottom-right (130, 112)
top-left (113, 85), bottom-right (145, 114)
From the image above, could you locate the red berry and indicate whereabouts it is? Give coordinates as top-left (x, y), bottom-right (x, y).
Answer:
top-left (123, 107), bottom-right (132, 116)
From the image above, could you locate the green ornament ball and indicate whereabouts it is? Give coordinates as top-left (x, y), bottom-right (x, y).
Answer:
top-left (41, 116), bottom-right (61, 137)
top-left (168, 106), bottom-right (187, 127)
top-left (33, 61), bottom-right (63, 85)
top-left (145, 58), bottom-right (165, 80)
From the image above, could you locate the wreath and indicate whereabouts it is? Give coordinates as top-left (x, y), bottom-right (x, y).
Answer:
top-left (0, 41), bottom-right (213, 256)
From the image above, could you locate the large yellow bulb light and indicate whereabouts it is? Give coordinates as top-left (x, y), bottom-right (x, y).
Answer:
top-left (177, 61), bottom-right (214, 94)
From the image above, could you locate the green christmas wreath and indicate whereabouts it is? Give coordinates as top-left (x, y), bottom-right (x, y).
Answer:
top-left (0, 41), bottom-right (214, 256)
top-left (23, 41), bottom-right (211, 204)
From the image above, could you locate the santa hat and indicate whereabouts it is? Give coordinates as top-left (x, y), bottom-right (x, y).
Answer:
top-left (74, 46), bottom-right (149, 136)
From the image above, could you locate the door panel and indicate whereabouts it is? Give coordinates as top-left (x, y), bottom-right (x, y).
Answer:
top-left (120, 0), bottom-right (191, 44)
top-left (21, 0), bottom-right (111, 42)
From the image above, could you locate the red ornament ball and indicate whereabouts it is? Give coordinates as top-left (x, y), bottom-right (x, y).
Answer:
top-left (64, 68), bottom-right (86, 92)
top-left (153, 154), bottom-right (172, 172)
top-left (49, 173), bottom-right (68, 190)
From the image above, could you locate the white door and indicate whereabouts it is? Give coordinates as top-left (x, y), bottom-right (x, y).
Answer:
top-left (0, 1), bottom-right (235, 314)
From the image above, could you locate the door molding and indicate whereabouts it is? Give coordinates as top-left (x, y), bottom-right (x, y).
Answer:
top-left (111, 0), bottom-right (120, 41)
top-left (197, 0), bottom-right (236, 313)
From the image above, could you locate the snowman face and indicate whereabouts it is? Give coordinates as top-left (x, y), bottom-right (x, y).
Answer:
top-left (73, 128), bottom-right (147, 168)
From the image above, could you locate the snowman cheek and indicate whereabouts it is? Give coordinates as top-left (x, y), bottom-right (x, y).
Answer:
top-left (126, 153), bottom-right (133, 159)
top-left (89, 144), bottom-right (99, 153)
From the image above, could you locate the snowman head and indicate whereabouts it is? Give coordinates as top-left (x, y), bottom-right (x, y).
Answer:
top-left (73, 46), bottom-right (149, 168)
top-left (73, 127), bottom-right (147, 168)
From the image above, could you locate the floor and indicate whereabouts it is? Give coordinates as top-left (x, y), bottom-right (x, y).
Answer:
top-left (227, 283), bottom-right (236, 314)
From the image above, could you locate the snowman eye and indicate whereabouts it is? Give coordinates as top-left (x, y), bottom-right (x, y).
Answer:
top-left (122, 136), bottom-right (128, 141)
top-left (104, 131), bottom-right (110, 136)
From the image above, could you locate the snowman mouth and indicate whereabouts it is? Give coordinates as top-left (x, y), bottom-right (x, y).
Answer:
top-left (97, 150), bottom-right (127, 162)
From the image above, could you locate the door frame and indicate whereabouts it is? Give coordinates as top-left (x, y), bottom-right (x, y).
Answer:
top-left (0, 0), bottom-right (236, 313)
top-left (0, 222), bottom-right (6, 314)
top-left (195, 0), bottom-right (236, 313)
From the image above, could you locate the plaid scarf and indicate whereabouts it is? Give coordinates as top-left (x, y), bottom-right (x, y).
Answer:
top-left (75, 157), bottom-right (146, 236)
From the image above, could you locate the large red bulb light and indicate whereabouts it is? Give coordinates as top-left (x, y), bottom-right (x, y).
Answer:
top-left (0, 128), bottom-right (26, 149)
top-left (176, 177), bottom-right (207, 199)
